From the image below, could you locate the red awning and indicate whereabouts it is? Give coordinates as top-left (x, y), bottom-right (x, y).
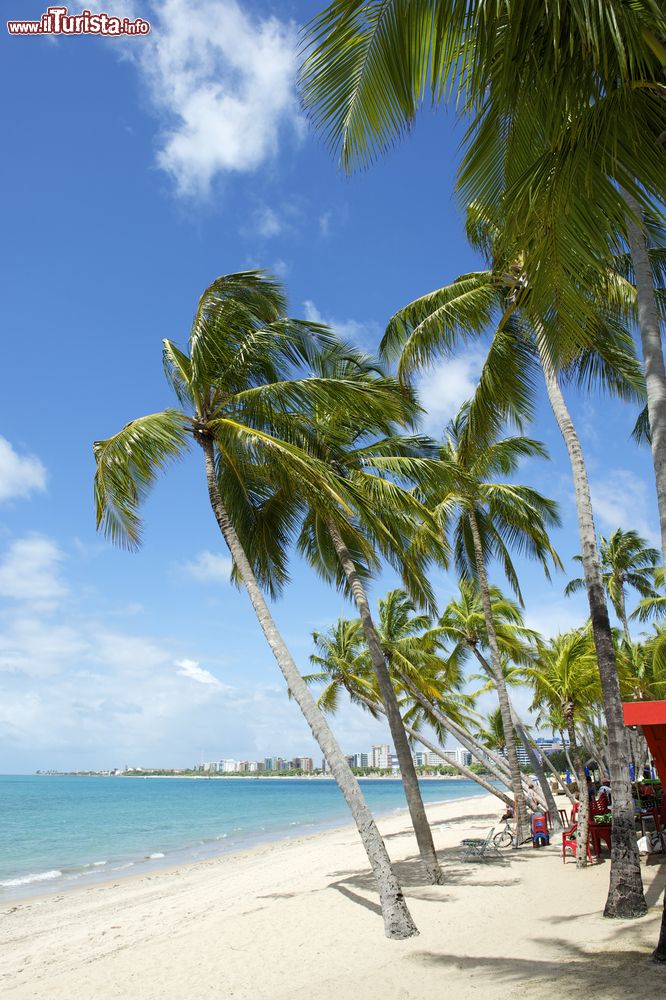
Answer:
top-left (623, 701), bottom-right (666, 786)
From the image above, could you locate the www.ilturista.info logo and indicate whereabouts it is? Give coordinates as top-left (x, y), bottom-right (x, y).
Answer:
top-left (7, 7), bottom-right (150, 36)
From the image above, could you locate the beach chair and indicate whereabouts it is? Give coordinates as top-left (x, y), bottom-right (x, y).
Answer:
top-left (561, 821), bottom-right (593, 864)
top-left (460, 827), bottom-right (503, 863)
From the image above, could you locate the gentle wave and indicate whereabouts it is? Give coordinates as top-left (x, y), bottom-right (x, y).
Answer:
top-left (148, 852), bottom-right (165, 859)
top-left (0, 869), bottom-right (63, 888)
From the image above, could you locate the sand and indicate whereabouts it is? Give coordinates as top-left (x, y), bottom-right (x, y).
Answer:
top-left (2, 794), bottom-right (664, 999)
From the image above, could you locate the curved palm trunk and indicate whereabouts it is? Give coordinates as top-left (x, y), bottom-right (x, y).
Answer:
top-left (532, 738), bottom-right (576, 805)
top-left (393, 668), bottom-right (516, 793)
top-left (623, 189), bottom-right (666, 567)
top-left (201, 440), bottom-right (418, 939)
top-left (466, 645), bottom-right (559, 820)
top-left (354, 691), bottom-right (513, 806)
top-left (326, 519), bottom-right (443, 885)
top-left (467, 508), bottom-right (529, 844)
top-left (565, 709), bottom-right (590, 870)
top-left (464, 648), bottom-right (516, 785)
top-left (538, 346), bottom-right (646, 916)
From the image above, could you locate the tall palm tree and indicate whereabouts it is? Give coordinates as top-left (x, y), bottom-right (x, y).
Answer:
top-left (299, 1), bottom-right (666, 561)
top-left (425, 408), bottom-right (561, 841)
top-left (93, 271), bottom-right (418, 940)
top-left (300, 0), bottom-right (658, 920)
top-left (381, 246), bottom-right (648, 917)
top-left (288, 345), bottom-right (445, 884)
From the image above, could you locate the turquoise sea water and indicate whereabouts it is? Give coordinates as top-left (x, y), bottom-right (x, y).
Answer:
top-left (0, 774), bottom-right (486, 899)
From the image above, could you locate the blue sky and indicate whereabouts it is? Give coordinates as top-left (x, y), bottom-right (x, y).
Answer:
top-left (0, 0), bottom-right (659, 773)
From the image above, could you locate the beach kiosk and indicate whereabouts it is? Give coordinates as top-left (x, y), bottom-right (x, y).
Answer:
top-left (623, 701), bottom-right (666, 786)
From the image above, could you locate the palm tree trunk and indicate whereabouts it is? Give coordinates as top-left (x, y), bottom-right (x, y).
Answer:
top-left (538, 345), bottom-right (646, 916)
top-left (623, 189), bottom-right (666, 567)
top-left (467, 508), bottom-right (530, 844)
top-left (532, 738), bottom-right (576, 805)
top-left (326, 519), bottom-right (443, 885)
top-left (616, 584), bottom-right (632, 644)
top-left (654, 893), bottom-right (666, 963)
top-left (565, 710), bottom-right (590, 870)
top-left (354, 691), bottom-right (513, 806)
top-left (394, 669), bottom-right (516, 793)
top-left (465, 645), bottom-right (555, 813)
top-left (512, 716), bottom-right (563, 832)
top-left (200, 439), bottom-right (418, 939)
top-left (560, 728), bottom-right (576, 778)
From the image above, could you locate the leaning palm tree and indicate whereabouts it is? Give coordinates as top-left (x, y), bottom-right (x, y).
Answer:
top-left (93, 270), bottom-right (418, 939)
top-left (442, 579), bottom-right (564, 819)
top-left (424, 407), bottom-right (561, 842)
top-left (307, 609), bottom-right (511, 804)
top-left (292, 346), bottom-right (445, 884)
top-left (566, 529), bottom-right (660, 641)
top-left (528, 628), bottom-right (602, 869)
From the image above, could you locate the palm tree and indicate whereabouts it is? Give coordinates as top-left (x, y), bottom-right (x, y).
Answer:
top-left (632, 567), bottom-right (666, 624)
top-left (566, 529), bottom-right (660, 640)
top-left (300, 0), bottom-right (657, 920)
top-left (93, 270), bottom-right (418, 940)
top-left (476, 708), bottom-right (505, 753)
top-left (286, 345), bottom-right (445, 884)
top-left (443, 582), bottom-right (565, 821)
top-left (425, 408), bottom-right (561, 842)
top-left (528, 628), bottom-right (602, 869)
top-left (381, 249), bottom-right (648, 917)
top-left (299, 1), bottom-right (666, 562)
top-left (619, 626), bottom-right (666, 703)
top-left (307, 608), bottom-right (512, 805)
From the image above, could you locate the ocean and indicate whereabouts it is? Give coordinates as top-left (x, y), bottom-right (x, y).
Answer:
top-left (0, 774), bottom-right (487, 899)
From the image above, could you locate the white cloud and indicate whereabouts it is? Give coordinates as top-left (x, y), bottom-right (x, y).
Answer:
top-left (252, 206), bottom-right (283, 238)
top-left (0, 615), bottom-right (89, 677)
top-left (590, 469), bottom-right (659, 544)
top-left (181, 549), bottom-right (233, 583)
top-left (122, 0), bottom-right (301, 197)
top-left (415, 350), bottom-right (486, 434)
top-left (175, 657), bottom-right (223, 687)
top-left (0, 536), bottom-right (67, 604)
top-left (302, 300), bottom-right (381, 350)
top-left (318, 211), bottom-right (332, 237)
top-left (0, 437), bottom-right (46, 503)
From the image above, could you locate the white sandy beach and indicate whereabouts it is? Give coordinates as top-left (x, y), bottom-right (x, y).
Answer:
top-left (2, 794), bottom-right (664, 1000)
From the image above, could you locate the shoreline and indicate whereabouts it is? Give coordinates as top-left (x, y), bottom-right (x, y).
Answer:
top-left (1, 781), bottom-right (491, 901)
top-left (3, 793), bottom-right (664, 999)
top-left (33, 772), bottom-right (476, 780)
top-left (12, 791), bottom-right (490, 908)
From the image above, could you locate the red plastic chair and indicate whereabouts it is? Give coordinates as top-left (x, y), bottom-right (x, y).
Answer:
top-left (562, 821), bottom-right (593, 864)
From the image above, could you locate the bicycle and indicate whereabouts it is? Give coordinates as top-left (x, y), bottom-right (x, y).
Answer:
top-left (493, 817), bottom-right (533, 849)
